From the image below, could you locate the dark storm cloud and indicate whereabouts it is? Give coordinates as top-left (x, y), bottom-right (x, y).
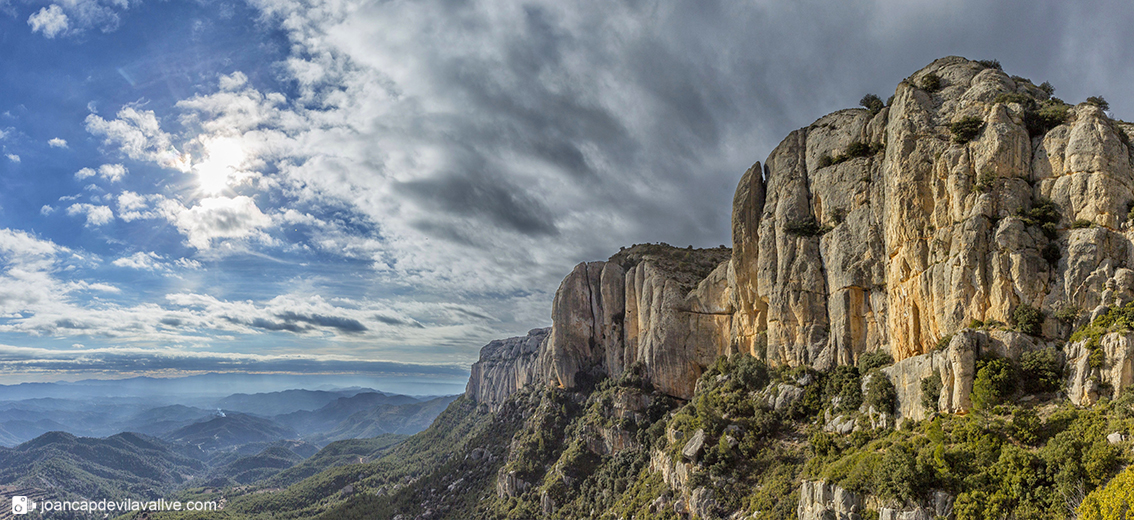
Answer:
top-left (371, 313), bottom-right (424, 329)
top-left (396, 168), bottom-right (559, 237)
top-left (224, 313), bottom-right (369, 334)
top-left (276, 311), bottom-right (370, 333)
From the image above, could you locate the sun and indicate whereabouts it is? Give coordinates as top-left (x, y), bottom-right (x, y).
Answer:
top-left (194, 137), bottom-right (246, 194)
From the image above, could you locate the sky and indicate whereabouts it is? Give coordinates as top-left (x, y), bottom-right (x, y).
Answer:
top-left (0, 0), bottom-right (1131, 390)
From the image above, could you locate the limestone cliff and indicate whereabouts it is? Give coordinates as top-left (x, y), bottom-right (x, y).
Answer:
top-left (469, 56), bottom-right (1134, 405)
top-left (740, 56), bottom-right (1133, 369)
top-left (465, 328), bottom-right (550, 410)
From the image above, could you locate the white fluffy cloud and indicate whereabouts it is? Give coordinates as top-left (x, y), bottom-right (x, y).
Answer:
top-left (112, 251), bottom-right (201, 271)
top-left (48, 137), bottom-right (68, 148)
top-left (27, 5), bottom-right (69, 38)
top-left (74, 163), bottom-right (127, 182)
top-left (25, 0), bottom-right (140, 38)
top-left (66, 203), bottom-right (114, 226)
top-left (111, 251), bottom-right (163, 270)
top-left (159, 196), bottom-right (272, 249)
top-left (85, 108), bottom-right (188, 170)
top-left (6, 154), bottom-right (19, 163)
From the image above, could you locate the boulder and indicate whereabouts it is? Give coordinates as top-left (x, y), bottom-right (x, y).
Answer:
top-left (681, 429), bottom-right (706, 461)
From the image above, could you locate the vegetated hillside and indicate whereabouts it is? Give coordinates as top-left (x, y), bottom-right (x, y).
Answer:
top-left (207, 445), bottom-right (310, 486)
top-left (162, 413), bottom-right (299, 451)
top-left (135, 56), bottom-right (1134, 519)
top-left (0, 431), bottom-right (207, 503)
top-left (275, 392), bottom-right (432, 436)
top-left (259, 434), bottom-right (407, 488)
top-left (305, 395), bottom-right (459, 445)
top-left (144, 398), bottom-right (515, 520)
top-left (162, 353), bottom-right (1132, 520)
top-left (216, 389), bottom-right (388, 416)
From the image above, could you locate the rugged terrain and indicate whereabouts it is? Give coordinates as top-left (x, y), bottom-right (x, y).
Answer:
top-left (137, 57), bottom-right (1134, 519)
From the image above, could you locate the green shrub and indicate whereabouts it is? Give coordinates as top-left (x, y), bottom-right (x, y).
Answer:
top-left (817, 153), bottom-right (834, 169)
top-left (1089, 348), bottom-right (1106, 368)
top-left (934, 333), bottom-right (953, 351)
top-left (732, 353), bottom-right (769, 391)
top-left (971, 357), bottom-right (1016, 410)
top-left (1079, 464), bottom-right (1134, 520)
top-left (1025, 101), bottom-right (1072, 137)
top-left (1011, 408), bottom-right (1042, 445)
top-left (873, 447), bottom-right (925, 503)
top-left (1086, 96), bottom-right (1110, 111)
top-left (1038, 81), bottom-right (1055, 98)
top-left (1019, 197), bottom-right (1061, 227)
top-left (1054, 306), bottom-right (1080, 323)
top-left (860, 94), bottom-right (884, 115)
top-left (858, 351), bottom-right (894, 373)
top-left (784, 217), bottom-right (832, 237)
top-left (845, 141), bottom-right (874, 158)
top-left (1011, 303), bottom-right (1043, 336)
top-left (977, 59), bottom-right (1002, 70)
top-left (950, 116), bottom-right (985, 144)
top-left (921, 73), bottom-right (942, 93)
top-left (974, 170), bottom-right (997, 193)
top-left (1020, 348), bottom-right (1063, 393)
top-left (994, 92), bottom-right (1033, 106)
top-left (1041, 243), bottom-right (1061, 267)
top-left (865, 374), bottom-right (897, 415)
top-left (1071, 219), bottom-right (1094, 229)
top-left (921, 373), bottom-right (942, 411)
top-left (827, 142), bottom-right (884, 166)
top-left (825, 365), bottom-right (863, 414)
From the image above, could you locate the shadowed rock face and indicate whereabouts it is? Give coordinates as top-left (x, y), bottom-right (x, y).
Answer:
top-left (465, 328), bottom-right (550, 411)
top-left (468, 56), bottom-right (1134, 403)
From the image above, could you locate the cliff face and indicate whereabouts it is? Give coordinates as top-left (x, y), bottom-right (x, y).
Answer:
top-left (469, 56), bottom-right (1134, 404)
top-left (747, 56), bottom-right (1133, 369)
top-left (465, 328), bottom-right (550, 410)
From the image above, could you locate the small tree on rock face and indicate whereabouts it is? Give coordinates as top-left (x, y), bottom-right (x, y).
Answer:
top-left (971, 357), bottom-right (1016, 410)
top-left (921, 373), bottom-right (943, 411)
top-left (1086, 96), bottom-right (1110, 111)
top-left (1011, 303), bottom-right (1043, 336)
top-left (950, 116), bottom-right (985, 144)
top-left (860, 94), bottom-right (884, 115)
top-left (921, 73), bottom-right (942, 93)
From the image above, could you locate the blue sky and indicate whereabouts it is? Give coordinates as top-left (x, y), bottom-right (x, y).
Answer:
top-left (0, 0), bottom-right (1132, 387)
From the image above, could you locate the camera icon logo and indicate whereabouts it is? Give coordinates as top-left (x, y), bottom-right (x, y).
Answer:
top-left (11, 496), bottom-right (33, 515)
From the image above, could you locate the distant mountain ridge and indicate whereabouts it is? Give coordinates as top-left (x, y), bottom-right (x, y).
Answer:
top-left (215, 388), bottom-right (386, 416)
top-left (161, 413), bottom-right (300, 451)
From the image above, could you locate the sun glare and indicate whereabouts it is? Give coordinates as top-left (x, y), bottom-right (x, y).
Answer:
top-left (194, 138), bottom-right (246, 194)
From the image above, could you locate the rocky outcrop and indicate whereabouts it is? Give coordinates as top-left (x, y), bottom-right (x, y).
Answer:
top-left (730, 56), bottom-right (1134, 370)
top-left (878, 491), bottom-right (954, 520)
top-left (798, 481), bottom-right (955, 520)
top-left (465, 328), bottom-right (550, 411)
top-left (881, 329), bottom-right (1057, 421)
top-left (798, 480), bottom-right (863, 520)
top-left (497, 470), bottom-right (531, 498)
top-left (1066, 332), bottom-right (1134, 406)
top-left (536, 246), bottom-right (735, 399)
